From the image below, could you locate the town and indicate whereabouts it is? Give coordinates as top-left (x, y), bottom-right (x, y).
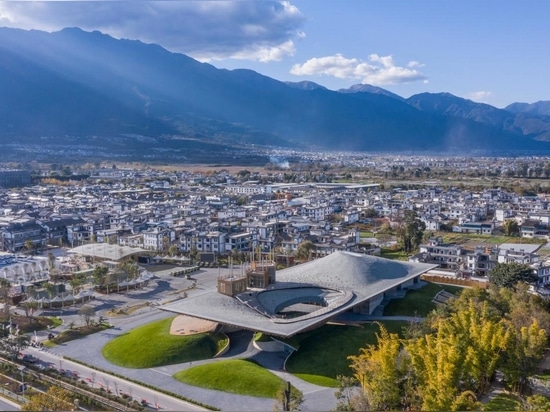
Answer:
top-left (1, 154), bottom-right (550, 411)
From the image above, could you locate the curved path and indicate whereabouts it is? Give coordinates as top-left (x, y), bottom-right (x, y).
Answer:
top-left (29, 301), bottom-right (337, 411)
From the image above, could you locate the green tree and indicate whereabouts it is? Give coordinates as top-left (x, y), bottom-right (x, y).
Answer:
top-left (489, 262), bottom-right (537, 289)
top-left (24, 239), bottom-right (34, 254)
top-left (503, 219), bottom-right (520, 236)
top-left (21, 300), bottom-right (39, 325)
top-left (396, 210), bottom-right (425, 253)
top-left (189, 246), bottom-right (199, 264)
top-left (0, 279), bottom-right (11, 319)
top-left (91, 265), bottom-right (109, 290)
top-left (168, 244), bottom-right (179, 257)
top-left (296, 240), bottom-right (315, 262)
top-left (525, 394), bottom-right (550, 411)
top-left (0, 327), bottom-right (29, 359)
top-left (363, 209), bottom-right (378, 219)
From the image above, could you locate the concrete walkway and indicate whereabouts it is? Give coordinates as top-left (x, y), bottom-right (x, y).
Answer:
top-left (34, 297), bottom-right (338, 411)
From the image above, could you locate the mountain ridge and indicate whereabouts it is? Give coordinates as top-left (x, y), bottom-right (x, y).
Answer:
top-left (1, 26), bottom-right (550, 160)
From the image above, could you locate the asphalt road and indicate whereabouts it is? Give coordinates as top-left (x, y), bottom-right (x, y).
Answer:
top-left (0, 396), bottom-right (19, 411)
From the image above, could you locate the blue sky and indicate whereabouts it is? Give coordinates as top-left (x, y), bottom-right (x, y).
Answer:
top-left (1, 1), bottom-right (548, 108)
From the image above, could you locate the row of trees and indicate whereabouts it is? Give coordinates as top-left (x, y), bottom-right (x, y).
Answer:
top-left (340, 283), bottom-right (550, 411)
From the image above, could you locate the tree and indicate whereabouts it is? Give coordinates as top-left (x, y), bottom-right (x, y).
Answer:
top-left (404, 325), bottom-right (463, 411)
top-left (162, 236), bottom-right (170, 252)
top-left (189, 246), bottom-right (199, 264)
top-left (334, 375), bottom-right (369, 411)
top-left (500, 319), bottom-right (547, 393)
top-left (21, 300), bottom-right (38, 325)
top-left (525, 394), bottom-right (550, 411)
top-left (489, 262), bottom-right (537, 289)
top-left (69, 276), bottom-right (84, 295)
top-left (396, 210), bottom-right (425, 253)
top-left (24, 239), bottom-right (34, 255)
top-left (78, 304), bottom-right (96, 327)
top-left (0, 327), bottom-right (29, 359)
top-left (43, 282), bottom-right (58, 301)
top-left (363, 209), bottom-right (378, 219)
top-left (22, 386), bottom-right (74, 411)
top-left (296, 240), bottom-right (315, 262)
top-left (348, 323), bottom-right (409, 411)
top-left (0, 278), bottom-right (11, 319)
top-left (273, 381), bottom-right (303, 411)
top-left (440, 300), bottom-right (510, 395)
top-left (503, 219), bottom-right (520, 236)
top-left (91, 265), bottom-right (109, 288)
top-left (47, 252), bottom-right (56, 270)
top-left (168, 244), bottom-right (179, 257)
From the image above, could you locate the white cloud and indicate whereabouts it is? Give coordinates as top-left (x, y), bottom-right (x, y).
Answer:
top-left (0, 1), bottom-right (305, 62)
top-left (291, 53), bottom-right (427, 85)
top-left (466, 91), bottom-right (493, 103)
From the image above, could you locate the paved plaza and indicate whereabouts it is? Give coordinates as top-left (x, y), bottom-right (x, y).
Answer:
top-left (25, 264), bottom-right (339, 411)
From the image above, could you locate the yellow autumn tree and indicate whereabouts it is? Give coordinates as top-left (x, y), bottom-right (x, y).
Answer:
top-left (348, 323), bottom-right (409, 411)
top-left (442, 300), bottom-right (510, 395)
top-left (404, 324), bottom-right (462, 411)
top-left (22, 386), bottom-right (75, 411)
top-left (501, 318), bottom-right (547, 393)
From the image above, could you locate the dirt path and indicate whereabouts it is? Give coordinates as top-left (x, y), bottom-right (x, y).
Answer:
top-left (169, 314), bottom-right (218, 335)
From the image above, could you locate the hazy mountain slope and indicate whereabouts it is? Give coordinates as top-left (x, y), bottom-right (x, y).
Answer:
top-left (338, 84), bottom-right (405, 101)
top-left (406, 93), bottom-right (550, 141)
top-left (0, 27), bottom-right (549, 155)
top-left (506, 101), bottom-right (550, 116)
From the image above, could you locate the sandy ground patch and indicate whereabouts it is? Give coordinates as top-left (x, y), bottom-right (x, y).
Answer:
top-left (170, 314), bottom-right (218, 336)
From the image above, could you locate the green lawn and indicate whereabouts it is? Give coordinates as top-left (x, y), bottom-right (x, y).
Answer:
top-left (102, 317), bottom-right (227, 368)
top-left (439, 232), bottom-right (544, 245)
top-left (282, 321), bottom-right (407, 387)
top-left (482, 393), bottom-right (522, 411)
top-left (383, 282), bottom-right (463, 317)
top-left (380, 248), bottom-right (409, 261)
top-left (173, 359), bottom-right (290, 398)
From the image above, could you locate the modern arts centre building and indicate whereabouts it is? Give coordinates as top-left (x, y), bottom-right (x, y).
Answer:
top-left (161, 251), bottom-right (437, 338)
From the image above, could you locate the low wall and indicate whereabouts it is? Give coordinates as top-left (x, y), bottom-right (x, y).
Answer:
top-left (252, 339), bottom-right (285, 352)
top-left (421, 274), bottom-right (488, 288)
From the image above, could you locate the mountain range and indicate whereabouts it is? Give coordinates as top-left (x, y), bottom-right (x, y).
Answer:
top-left (1, 26), bottom-right (550, 162)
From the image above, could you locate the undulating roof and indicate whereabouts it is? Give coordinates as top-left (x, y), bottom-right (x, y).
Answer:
top-left (160, 251), bottom-right (437, 337)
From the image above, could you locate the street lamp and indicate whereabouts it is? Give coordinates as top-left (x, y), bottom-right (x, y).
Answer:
top-left (18, 366), bottom-right (25, 398)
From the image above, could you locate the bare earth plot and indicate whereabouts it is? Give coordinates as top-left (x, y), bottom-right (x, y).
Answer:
top-left (169, 315), bottom-right (218, 336)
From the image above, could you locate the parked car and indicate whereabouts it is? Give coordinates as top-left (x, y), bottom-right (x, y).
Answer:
top-left (22, 354), bottom-right (36, 363)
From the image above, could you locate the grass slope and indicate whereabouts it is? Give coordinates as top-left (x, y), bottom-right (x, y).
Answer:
top-left (102, 317), bottom-right (226, 368)
top-left (383, 282), bottom-right (463, 317)
top-left (283, 321), bottom-right (407, 387)
top-left (174, 359), bottom-right (287, 398)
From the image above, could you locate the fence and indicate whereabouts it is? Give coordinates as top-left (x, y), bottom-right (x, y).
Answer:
top-left (421, 274), bottom-right (489, 289)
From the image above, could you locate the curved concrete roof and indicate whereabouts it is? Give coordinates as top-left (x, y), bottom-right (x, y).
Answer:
top-left (160, 251), bottom-right (437, 337)
top-left (275, 251), bottom-right (432, 289)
